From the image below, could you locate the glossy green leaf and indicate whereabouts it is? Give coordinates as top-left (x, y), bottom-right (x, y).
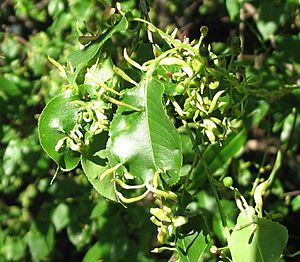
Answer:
top-left (228, 211), bottom-right (288, 262)
top-left (69, 16), bottom-right (128, 67)
top-left (291, 195), bottom-right (300, 212)
top-left (84, 57), bottom-right (115, 87)
top-left (38, 92), bottom-right (80, 171)
top-left (107, 77), bottom-right (182, 185)
top-left (176, 214), bottom-right (211, 262)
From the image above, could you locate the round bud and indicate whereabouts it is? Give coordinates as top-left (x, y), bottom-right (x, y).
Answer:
top-left (210, 245), bottom-right (218, 254)
top-left (175, 83), bottom-right (185, 95)
top-left (223, 176), bottom-right (233, 187)
top-left (200, 26), bottom-right (209, 37)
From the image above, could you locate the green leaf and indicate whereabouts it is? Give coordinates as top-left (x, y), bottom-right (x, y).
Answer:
top-left (3, 140), bottom-right (22, 176)
top-left (84, 57), bottom-right (115, 87)
top-left (176, 214), bottom-right (211, 262)
top-left (257, 0), bottom-right (281, 40)
top-left (51, 202), bottom-right (70, 232)
top-left (81, 132), bottom-right (117, 201)
top-left (107, 77), bottom-right (182, 185)
top-left (82, 242), bottom-right (104, 262)
top-left (226, 0), bottom-right (242, 21)
top-left (48, 0), bottom-right (65, 17)
top-left (38, 92), bottom-right (80, 171)
top-left (2, 236), bottom-right (26, 261)
top-left (69, 16), bottom-right (128, 84)
top-left (67, 223), bottom-right (92, 250)
top-left (0, 76), bottom-right (21, 99)
top-left (26, 223), bottom-right (55, 262)
top-left (275, 34), bottom-right (300, 63)
top-left (81, 154), bottom-right (117, 201)
top-left (195, 128), bottom-right (247, 176)
top-left (228, 211), bottom-right (288, 262)
top-left (246, 100), bottom-right (269, 127)
top-left (291, 195), bottom-right (300, 212)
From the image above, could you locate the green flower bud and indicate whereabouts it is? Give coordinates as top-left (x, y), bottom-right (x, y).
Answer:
top-left (200, 26), bottom-right (209, 37)
top-left (150, 208), bottom-right (171, 222)
top-left (186, 108), bottom-right (195, 118)
top-left (157, 226), bottom-right (168, 244)
top-left (175, 83), bottom-right (185, 95)
top-left (223, 176), bottom-right (233, 187)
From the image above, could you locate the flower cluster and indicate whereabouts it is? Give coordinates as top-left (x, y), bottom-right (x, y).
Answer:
top-left (149, 26), bottom-right (242, 145)
top-left (55, 99), bottom-right (109, 153)
top-left (150, 205), bottom-right (188, 248)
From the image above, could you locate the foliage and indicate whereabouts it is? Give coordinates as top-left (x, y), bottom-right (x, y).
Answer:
top-left (1, 0), bottom-right (300, 261)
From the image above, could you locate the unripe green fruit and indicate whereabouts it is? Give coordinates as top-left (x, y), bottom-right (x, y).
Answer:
top-left (223, 176), bottom-right (233, 187)
top-left (175, 83), bottom-right (185, 95)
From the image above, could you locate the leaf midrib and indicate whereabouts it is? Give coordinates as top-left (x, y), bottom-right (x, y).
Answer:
top-left (144, 76), bottom-right (158, 172)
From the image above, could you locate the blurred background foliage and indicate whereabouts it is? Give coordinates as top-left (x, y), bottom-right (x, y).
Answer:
top-left (0, 0), bottom-right (299, 261)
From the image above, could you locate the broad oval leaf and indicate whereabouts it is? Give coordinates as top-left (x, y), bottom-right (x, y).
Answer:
top-left (38, 92), bottom-right (80, 171)
top-left (228, 210), bottom-right (288, 262)
top-left (107, 77), bottom-right (182, 185)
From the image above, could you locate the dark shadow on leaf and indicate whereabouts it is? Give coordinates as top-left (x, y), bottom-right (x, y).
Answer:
top-left (176, 214), bottom-right (211, 259)
top-left (248, 229), bottom-right (255, 245)
top-left (81, 132), bottom-right (108, 158)
top-left (121, 110), bottom-right (136, 116)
